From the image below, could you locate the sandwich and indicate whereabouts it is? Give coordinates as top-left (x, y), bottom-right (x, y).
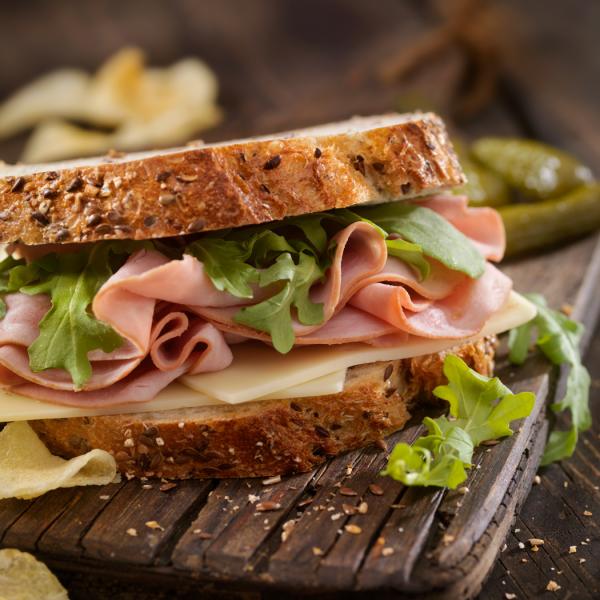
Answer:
top-left (0, 113), bottom-right (535, 479)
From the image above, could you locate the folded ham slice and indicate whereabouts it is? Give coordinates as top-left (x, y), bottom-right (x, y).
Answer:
top-left (0, 195), bottom-right (510, 406)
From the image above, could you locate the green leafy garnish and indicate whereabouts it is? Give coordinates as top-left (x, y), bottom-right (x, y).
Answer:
top-left (508, 293), bottom-right (591, 465)
top-left (234, 252), bottom-right (325, 353)
top-left (356, 203), bottom-right (486, 278)
top-left (187, 238), bottom-right (258, 298)
top-left (0, 241), bottom-right (152, 388)
top-left (385, 238), bottom-right (431, 280)
top-left (382, 355), bottom-right (535, 488)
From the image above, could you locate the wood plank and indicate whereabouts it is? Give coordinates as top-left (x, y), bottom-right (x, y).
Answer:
top-left (2, 488), bottom-right (81, 551)
top-left (82, 480), bottom-right (211, 565)
top-left (358, 486), bottom-right (444, 589)
top-left (37, 482), bottom-right (124, 558)
top-left (265, 430), bottom-right (415, 588)
top-left (0, 499), bottom-right (34, 543)
top-left (171, 477), bottom-right (264, 572)
top-left (202, 469), bottom-right (316, 577)
top-left (315, 429), bottom-right (416, 588)
top-left (432, 357), bottom-right (549, 568)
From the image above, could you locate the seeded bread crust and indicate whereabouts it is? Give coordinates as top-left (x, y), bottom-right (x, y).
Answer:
top-left (0, 113), bottom-right (464, 245)
top-left (30, 337), bottom-right (495, 479)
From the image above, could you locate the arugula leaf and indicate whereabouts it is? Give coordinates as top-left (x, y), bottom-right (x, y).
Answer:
top-left (186, 238), bottom-right (258, 298)
top-left (385, 238), bottom-right (431, 280)
top-left (508, 293), bottom-right (591, 465)
top-left (234, 252), bottom-right (325, 353)
top-left (356, 203), bottom-right (486, 278)
top-left (382, 355), bottom-right (535, 489)
top-left (21, 244), bottom-right (128, 389)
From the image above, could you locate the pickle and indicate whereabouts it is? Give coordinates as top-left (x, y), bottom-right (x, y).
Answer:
top-left (499, 183), bottom-right (600, 257)
top-left (452, 140), bottom-right (511, 207)
top-left (472, 138), bottom-right (593, 200)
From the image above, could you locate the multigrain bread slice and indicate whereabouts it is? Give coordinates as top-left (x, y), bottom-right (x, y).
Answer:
top-left (30, 337), bottom-right (496, 479)
top-left (0, 112), bottom-right (464, 245)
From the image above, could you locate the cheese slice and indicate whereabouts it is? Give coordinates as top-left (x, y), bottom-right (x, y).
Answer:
top-left (183, 291), bottom-right (536, 402)
top-left (0, 291), bottom-right (535, 421)
top-left (0, 370), bottom-right (347, 421)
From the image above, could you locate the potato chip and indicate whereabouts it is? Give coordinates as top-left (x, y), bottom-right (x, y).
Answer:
top-left (0, 70), bottom-right (91, 139)
top-left (0, 421), bottom-right (117, 500)
top-left (0, 549), bottom-right (68, 600)
top-left (22, 120), bottom-right (113, 163)
top-left (0, 46), bottom-right (222, 162)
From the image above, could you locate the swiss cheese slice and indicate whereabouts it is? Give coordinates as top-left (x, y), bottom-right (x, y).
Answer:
top-left (183, 291), bottom-right (536, 402)
top-left (0, 291), bottom-right (535, 421)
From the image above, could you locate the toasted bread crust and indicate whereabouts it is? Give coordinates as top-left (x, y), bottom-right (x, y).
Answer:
top-left (0, 113), bottom-right (464, 245)
top-left (30, 337), bottom-right (495, 479)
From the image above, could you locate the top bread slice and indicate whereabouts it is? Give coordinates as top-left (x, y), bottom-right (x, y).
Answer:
top-left (0, 112), bottom-right (464, 245)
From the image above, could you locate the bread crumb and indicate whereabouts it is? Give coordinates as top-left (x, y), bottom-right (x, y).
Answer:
top-left (256, 501), bottom-right (282, 512)
top-left (561, 303), bottom-right (573, 315)
top-left (99, 495), bottom-right (110, 500)
top-left (331, 512), bottom-right (343, 521)
top-left (123, 438), bottom-right (134, 448)
top-left (546, 580), bottom-right (561, 592)
top-left (528, 538), bottom-right (544, 547)
top-left (583, 510), bottom-right (592, 516)
top-left (281, 520), bottom-right (295, 543)
top-left (533, 475), bottom-right (541, 485)
top-left (177, 422), bottom-right (185, 429)
top-left (458, 486), bottom-right (469, 495)
top-left (312, 546), bottom-right (324, 556)
top-left (518, 542), bottom-right (525, 549)
top-left (579, 558), bottom-right (586, 564)
top-left (248, 494), bottom-right (260, 504)
top-left (126, 528), bottom-right (138, 537)
top-left (442, 534), bottom-right (455, 545)
top-left (345, 524), bottom-right (362, 534)
top-left (155, 437), bottom-right (165, 446)
top-left (145, 520), bottom-right (164, 531)
top-left (262, 475), bottom-right (281, 486)
top-left (569, 545), bottom-right (577, 554)
top-left (505, 593), bottom-right (517, 600)
top-left (382, 547), bottom-right (394, 557)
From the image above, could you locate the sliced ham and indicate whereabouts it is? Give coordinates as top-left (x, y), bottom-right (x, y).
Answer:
top-left (416, 194), bottom-right (506, 262)
top-left (0, 199), bottom-right (510, 406)
top-left (350, 262), bottom-right (512, 338)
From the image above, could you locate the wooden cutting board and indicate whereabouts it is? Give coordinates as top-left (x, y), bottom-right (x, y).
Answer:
top-left (1, 232), bottom-right (598, 598)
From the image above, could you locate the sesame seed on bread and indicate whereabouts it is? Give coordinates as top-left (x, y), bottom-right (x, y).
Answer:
top-left (0, 112), bottom-right (464, 245)
top-left (29, 337), bottom-right (496, 479)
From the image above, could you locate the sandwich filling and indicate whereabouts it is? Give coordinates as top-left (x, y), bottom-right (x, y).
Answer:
top-left (0, 193), bottom-right (509, 406)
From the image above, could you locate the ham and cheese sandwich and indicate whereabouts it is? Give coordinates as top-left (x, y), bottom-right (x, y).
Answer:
top-left (0, 113), bottom-right (535, 478)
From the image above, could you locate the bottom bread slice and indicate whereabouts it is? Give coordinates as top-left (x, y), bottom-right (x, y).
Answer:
top-left (30, 337), bottom-right (496, 479)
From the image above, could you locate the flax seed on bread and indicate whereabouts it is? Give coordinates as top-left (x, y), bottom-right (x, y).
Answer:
top-left (29, 337), bottom-right (495, 479)
top-left (0, 112), bottom-right (464, 245)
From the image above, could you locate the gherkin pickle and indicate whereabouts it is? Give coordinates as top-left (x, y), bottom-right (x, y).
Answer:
top-left (452, 139), bottom-right (511, 207)
top-left (472, 138), bottom-right (593, 200)
top-left (499, 183), bottom-right (600, 257)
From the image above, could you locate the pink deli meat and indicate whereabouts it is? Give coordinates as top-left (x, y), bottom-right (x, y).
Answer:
top-left (0, 195), bottom-right (509, 406)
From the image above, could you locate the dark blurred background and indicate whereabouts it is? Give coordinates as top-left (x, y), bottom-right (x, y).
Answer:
top-left (0, 0), bottom-right (597, 164)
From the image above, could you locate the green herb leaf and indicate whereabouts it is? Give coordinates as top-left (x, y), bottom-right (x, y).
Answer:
top-left (382, 355), bottom-right (535, 489)
top-left (433, 355), bottom-right (535, 446)
top-left (21, 244), bottom-right (128, 389)
top-left (186, 238), bottom-right (259, 299)
top-left (356, 203), bottom-right (486, 278)
top-left (508, 293), bottom-right (591, 464)
top-left (234, 252), bottom-right (325, 353)
top-left (385, 238), bottom-right (431, 280)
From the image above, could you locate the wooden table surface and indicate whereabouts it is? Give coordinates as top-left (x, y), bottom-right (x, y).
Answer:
top-left (0, 1), bottom-right (598, 598)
